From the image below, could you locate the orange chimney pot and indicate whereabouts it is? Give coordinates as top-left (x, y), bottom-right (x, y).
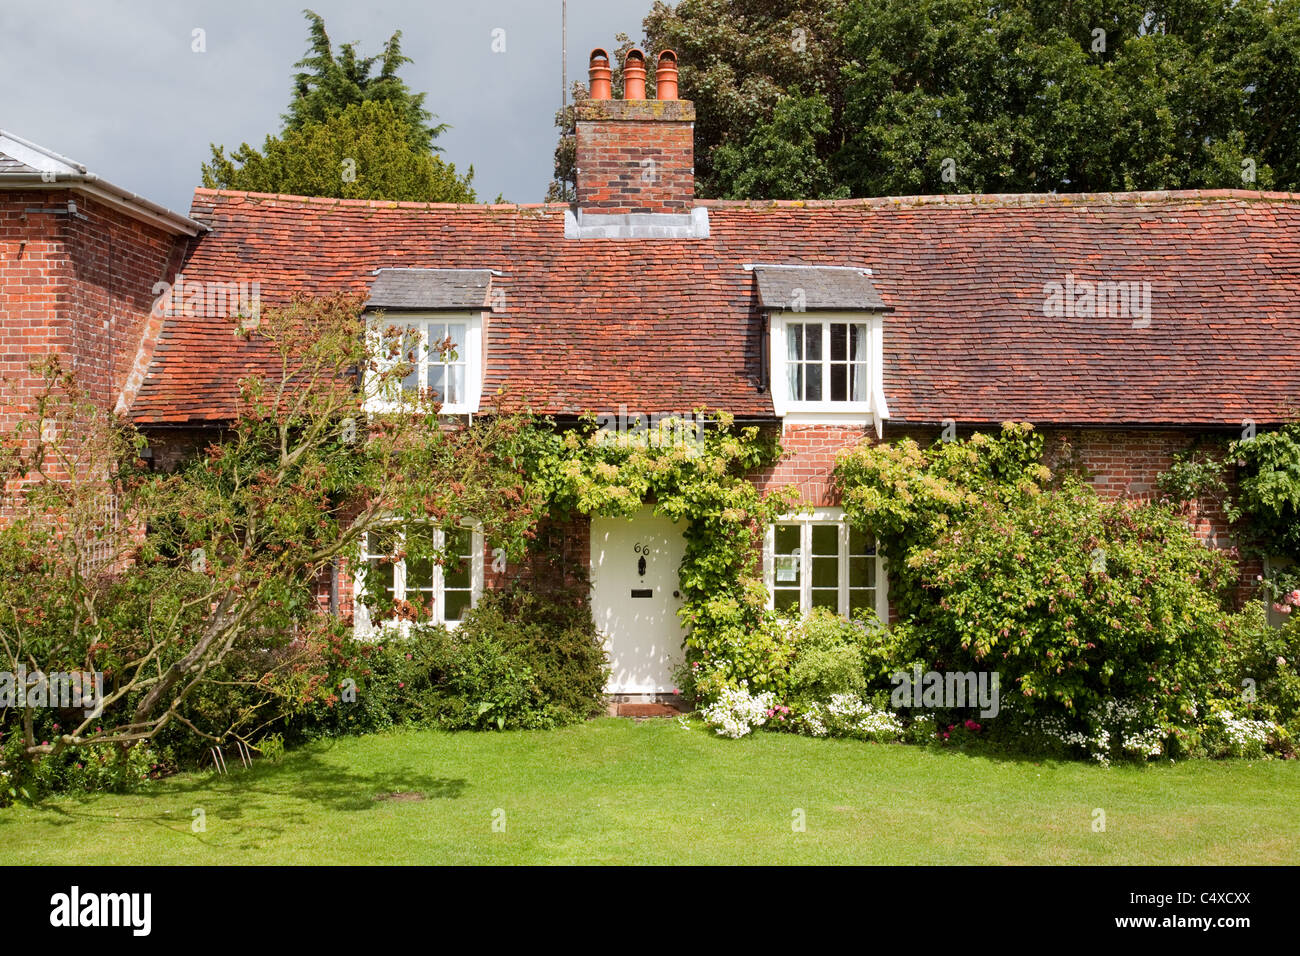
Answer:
top-left (623, 48), bottom-right (647, 100)
top-left (655, 50), bottom-right (678, 100)
top-left (588, 48), bottom-right (612, 100)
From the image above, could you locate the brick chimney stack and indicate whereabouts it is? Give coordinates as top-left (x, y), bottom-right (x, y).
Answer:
top-left (575, 48), bottom-right (695, 216)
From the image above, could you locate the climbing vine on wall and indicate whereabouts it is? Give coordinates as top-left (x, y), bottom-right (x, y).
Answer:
top-left (1156, 423), bottom-right (1300, 602)
top-left (526, 412), bottom-right (800, 696)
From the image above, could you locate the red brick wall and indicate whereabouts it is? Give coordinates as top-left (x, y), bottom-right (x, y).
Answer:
top-left (751, 423), bottom-right (873, 506)
top-left (1, 192), bottom-right (73, 429)
top-left (575, 99), bottom-right (695, 214)
top-left (0, 190), bottom-right (186, 419)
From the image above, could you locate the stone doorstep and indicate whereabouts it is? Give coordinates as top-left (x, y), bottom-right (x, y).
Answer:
top-left (607, 694), bottom-right (689, 718)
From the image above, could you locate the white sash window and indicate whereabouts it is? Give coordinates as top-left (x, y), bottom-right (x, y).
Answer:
top-left (354, 522), bottom-right (484, 636)
top-left (764, 508), bottom-right (888, 622)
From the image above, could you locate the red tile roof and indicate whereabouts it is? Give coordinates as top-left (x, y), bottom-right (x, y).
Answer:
top-left (129, 187), bottom-right (1300, 427)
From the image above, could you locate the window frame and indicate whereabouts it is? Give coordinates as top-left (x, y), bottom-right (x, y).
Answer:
top-left (365, 310), bottom-right (483, 415)
top-left (353, 521), bottom-right (485, 637)
top-left (762, 508), bottom-right (888, 622)
top-left (783, 319), bottom-right (871, 407)
top-left (768, 309), bottom-right (888, 432)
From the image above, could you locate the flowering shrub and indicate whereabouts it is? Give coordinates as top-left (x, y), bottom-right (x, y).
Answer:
top-left (1215, 600), bottom-right (1300, 745)
top-left (1038, 698), bottom-right (1167, 766)
top-left (904, 713), bottom-right (937, 744)
top-left (1206, 710), bottom-right (1276, 758)
top-left (784, 608), bottom-right (899, 701)
top-left (938, 718), bottom-right (985, 744)
top-left (683, 611), bottom-right (796, 704)
top-left (796, 694), bottom-right (904, 742)
top-left (701, 684), bottom-right (776, 738)
top-left (1270, 588), bottom-right (1300, 619)
top-left (837, 424), bottom-right (1236, 752)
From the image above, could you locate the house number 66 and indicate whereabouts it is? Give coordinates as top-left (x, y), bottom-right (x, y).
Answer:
top-left (634, 542), bottom-right (649, 576)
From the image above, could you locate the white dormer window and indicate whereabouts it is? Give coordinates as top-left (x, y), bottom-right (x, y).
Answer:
top-left (368, 312), bottom-right (482, 415)
top-left (768, 310), bottom-right (888, 430)
top-left (750, 265), bottom-right (891, 433)
top-left (362, 268), bottom-right (497, 416)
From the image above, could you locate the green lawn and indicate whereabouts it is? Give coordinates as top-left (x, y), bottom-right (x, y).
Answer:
top-left (3, 718), bottom-right (1297, 865)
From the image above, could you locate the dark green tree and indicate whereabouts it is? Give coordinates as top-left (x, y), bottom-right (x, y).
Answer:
top-left (283, 9), bottom-right (445, 152)
top-left (562, 0), bottom-right (1300, 200)
top-left (711, 92), bottom-right (847, 198)
top-left (201, 101), bottom-right (476, 203)
top-left (834, 0), bottom-right (1290, 195)
top-left (203, 9), bottom-right (476, 202)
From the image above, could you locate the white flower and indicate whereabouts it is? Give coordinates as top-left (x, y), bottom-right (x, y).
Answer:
top-left (701, 686), bottom-right (776, 739)
top-left (799, 695), bottom-right (903, 742)
top-left (1216, 710), bottom-right (1273, 757)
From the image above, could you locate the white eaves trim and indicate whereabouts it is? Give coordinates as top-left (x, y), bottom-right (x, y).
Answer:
top-left (0, 130), bottom-right (206, 236)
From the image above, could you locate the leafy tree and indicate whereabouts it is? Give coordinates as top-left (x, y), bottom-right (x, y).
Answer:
top-left (0, 298), bottom-right (542, 770)
top-left (284, 9), bottom-right (445, 152)
top-left (563, 0), bottom-right (1300, 200)
top-left (835, 0), bottom-right (1283, 195)
top-left (643, 0), bottom-right (851, 198)
top-left (203, 10), bottom-right (476, 202)
top-left (711, 92), bottom-right (847, 198)
top-left (835, 424), bottom-right (1238, 759)
top-left (201, 101), bottom-right (476, 202)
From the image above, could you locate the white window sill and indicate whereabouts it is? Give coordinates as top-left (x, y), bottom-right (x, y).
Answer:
top-left (364, 401), bottom-right (480, 417)
top-left (781, 409), bottom-right (877, 428)
top-left (353, 616), bottom-right (464, 640)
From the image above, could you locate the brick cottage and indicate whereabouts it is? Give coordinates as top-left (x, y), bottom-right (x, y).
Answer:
top-left (3, 47), bottom-right (1299, 703)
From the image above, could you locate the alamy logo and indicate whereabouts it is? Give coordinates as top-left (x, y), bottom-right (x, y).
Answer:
top-left (1042, 272), bottom-right (1151, 327)
top-left (49, 886), bottom-right (151, 936)
top-left (595, 406), bottom-right (705, 456)
top-left (890, 665), bottom-right (1000, 718)
top-left (0, 668), bottom-right (103, 718)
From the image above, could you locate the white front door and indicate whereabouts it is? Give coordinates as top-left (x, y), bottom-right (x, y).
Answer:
top-left (590, 507), bottom-right (687, 694)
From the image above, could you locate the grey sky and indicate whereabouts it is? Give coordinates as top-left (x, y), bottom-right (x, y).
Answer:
top-left (1, 0), bottom-right (655, 214)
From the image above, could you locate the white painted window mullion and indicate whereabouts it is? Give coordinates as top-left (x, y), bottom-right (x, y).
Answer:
top-left (471, 528), bottom-right (485, 604)
top-left (394, 530), bottom-right (407, 603)
top-left (433, 529), bottom-right (446, 625)
top-left (838, 519), bottom-right (849, 617)
top-left (763, 524), bottom-right (776, 610)
top-left (822, 323), bottom-right (831, 400)
top-left (799, 521), bottom-right (808, 614)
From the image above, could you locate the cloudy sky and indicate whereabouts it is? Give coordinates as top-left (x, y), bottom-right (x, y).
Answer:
top-left (1, 0), bottom-right (655, 215)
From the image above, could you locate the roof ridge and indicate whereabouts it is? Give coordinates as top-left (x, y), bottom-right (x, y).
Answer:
top-left (699, 188), bottom-right (1300, 209)
top-left (189, 186), bottom-right (1300, 217)
top-left (189, 187), bottom-right (567, 213)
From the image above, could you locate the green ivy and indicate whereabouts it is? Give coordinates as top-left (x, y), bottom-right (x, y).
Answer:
top-left (1155, 422), bottom-right (1300, 601)
top-left (526, 412), bottom-right (799, 698)
top-left (1229, 423), bottom-right (1300, 587)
